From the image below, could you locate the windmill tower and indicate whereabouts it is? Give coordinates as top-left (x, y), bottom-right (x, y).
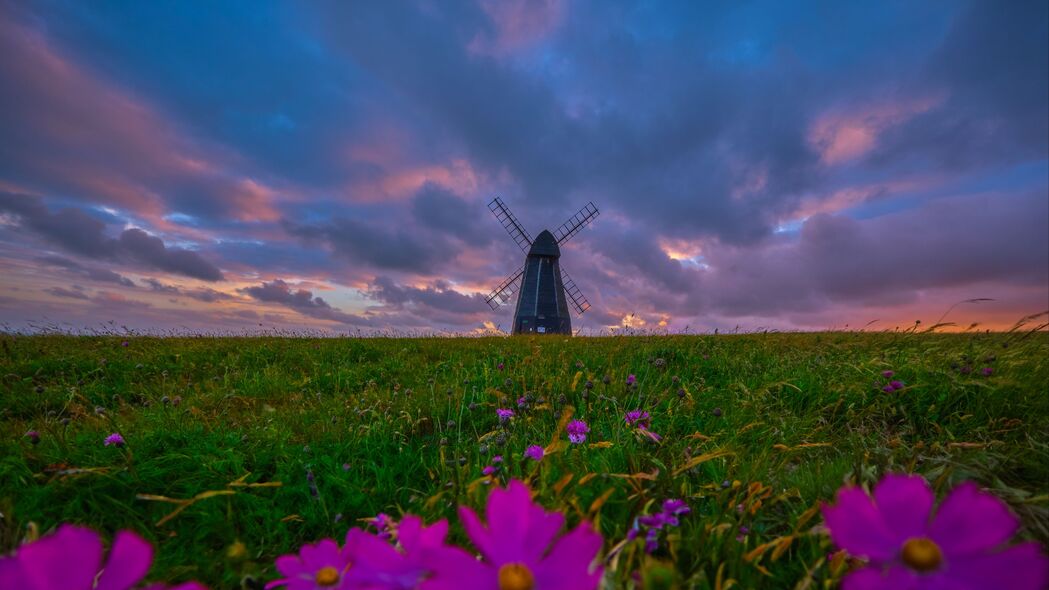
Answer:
top-left (485, 197), bottom-right (599, 335)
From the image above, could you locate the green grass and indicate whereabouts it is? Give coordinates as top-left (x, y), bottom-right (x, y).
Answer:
top-left (1, 332), bottom-right (1047, 589)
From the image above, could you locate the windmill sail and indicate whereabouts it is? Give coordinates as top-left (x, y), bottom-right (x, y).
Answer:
top-left (484, 265), bottom-right (524, 309)
top-left (559, 267), bottom-right (591, 315)
top-left (553, 201), bottom-right (599, 245)
top-left (489, 197), bottom-right (533, 252)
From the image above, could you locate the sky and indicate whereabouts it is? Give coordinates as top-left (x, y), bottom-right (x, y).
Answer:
top-left (0, 0), bottom-right (1046, 334)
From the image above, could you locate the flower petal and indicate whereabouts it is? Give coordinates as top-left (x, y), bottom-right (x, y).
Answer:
top-left (942, 541), bottom-right (1049, 590)
top-left (822, 487), bottom-right (896, 561)
top-left (929, 482), bottom-right (1019, 556)
top-left (421, 549), bottom-right (493, 590)
top-left (96, 530), bottom-right (153, 590)
top-left (0, 557), bottom-right (30, 590)
top-left (458, 505), bottom-right (498, 564)
top-left (18, 525), bottom-right (102, 590)
top-left (533, 522), bottom-right (603, 590)
top-left (843, 566), bottom-right (920, 590)
top-left (872, 474), bottom-right (934, 544)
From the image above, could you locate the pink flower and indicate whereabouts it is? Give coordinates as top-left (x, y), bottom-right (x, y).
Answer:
top-left (104, 432), bottom-right (126, 447)
top-left (822, 474), bottom-right (1048, 590)
top-left (0, 524), bottom-right (206, 590)
top-left (25, 430), bottom-right (40, 445)
top-left (268, 517), bottom-right (458, 590)
top-left (626, 374), bottom-right (636, 385)
top-left (882, 370), bottom-right (894, 379)
top-left (566, 420), bottom-right (589, 444)
top-left (433, 480), bottom-right (603, 590)
top-left (981, 367), bottom-right (994, 376)
top-left (524, 445), bottom-right (544, 462)
top-left (482, 465), bottom-right (496, 476)
top-left (624, 410), bottom-right (650, 427)
top-left (496, 408), bottom-right (514, 424)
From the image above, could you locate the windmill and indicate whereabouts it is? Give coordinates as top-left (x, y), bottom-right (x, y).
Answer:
top-left (485, 197), bottom-right (599, 335)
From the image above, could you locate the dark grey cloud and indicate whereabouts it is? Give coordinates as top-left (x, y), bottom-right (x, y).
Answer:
top-left (143, 278), bottom-right (233, 303)
top-left (366, 276), bottom-right (487, 315)
top-left (241, 279), bottom-right (371, 325)
top-left (36, 255), bottom-right (137, 287)
top-left (44, 286), bottom-right (89, 300)
top-left (284, 216), bottom-right (452, 274)
top-left (411, 183), bottom-right (495, 247)
top-left (1, 192), bottom-right (223, 281)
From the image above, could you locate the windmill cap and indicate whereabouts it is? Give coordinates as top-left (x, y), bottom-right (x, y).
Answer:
top-left (528, 230), bottom-right (561, 257)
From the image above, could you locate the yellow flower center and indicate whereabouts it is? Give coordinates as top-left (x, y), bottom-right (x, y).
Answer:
top-left (315, 566), bottom-right (341, 586)
top-left (901, 537), bottom-right (943, 573)
top-left (498, 562), bottom-right (536, 590)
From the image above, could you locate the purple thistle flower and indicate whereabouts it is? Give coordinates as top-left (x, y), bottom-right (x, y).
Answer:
top-left (882, 384), bottom-right (895, 393)
top-left (525, 445), bottom-right (544, 462)
top-left (0, 524), bottom-right (207, 589)
top-left (822, 473), bottom-right (1048, 590)
top-left (890, 380), bottom-right (905, 390)
top-left (439, 479), bottom-right (603, 590)
top-left (482, 465), bottom-right (496, 476)
top-left (626, 374), bottom-right (636, 385)
top-left (25, 430), bottom-right (40, 445)
top-left (492, 455), bottom-right (503, 464)
top-left (496, 408), bottom-right (514, 424)
top-left (104, 432), bottom-right (125, 447)
top-left (624, 409), bottom-right (650, 427)
top-left (517, 396), bottom-right (527, 408)
top-left (497, 362), bottom-right (504, 371)
top-left (566, 419), bottom-right (590, 444)
top-left (981, 367), bottom-right (993, 376)
top-left (882, 370), bottom-right (894, 379)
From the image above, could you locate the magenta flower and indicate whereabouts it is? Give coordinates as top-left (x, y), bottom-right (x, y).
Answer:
top-left (438, 480), bottom-right (603, 590)
top-left (981, 367), bottom-right (993, 376)
top-left (496, 408), bottom-right (514, 424)
top-left (624, 410), bottom-right (650, 427)
top-left (497, 362), bottom-right (505, 371)
top-left (0, 524), bottom-right (206, 590)
top-left (344, 516), bottom-right (455, 590)
top-left (881, 384), bottom-right (895, 393)
top-left (882, 370), bottom-right (894, 379)
top-left (266, 538), bottom-right (346, 590)
top-left (524, 445), bottom-right (544, 462)
top-left (104, 432), bottom-right (126, 447)
top-left (517, 396), bottom-right (527, 408)
top-left (482, 465), bottom-right (497, 476)
top-left (25, 430), bottom-right (40, 445)
top-left (626, 374), bottom-right (636, 385)
top-left (890, 380), bottom-right (905, 390)
top-left (566, 420), bottom-right (589, 444)
top-left (371, 513), bottom-right (394, 539)
top-left (822, 474), bottom-right (1048, 590)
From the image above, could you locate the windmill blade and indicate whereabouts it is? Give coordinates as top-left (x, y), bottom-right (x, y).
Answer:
top-left (489, 197), bottom-right (533, 252)
top-left (485, 265), bottom-right (525, 310)
top-left (553, 201), bottom-right (599, 245)
top-left (559, 267), bottom-right (591, 315)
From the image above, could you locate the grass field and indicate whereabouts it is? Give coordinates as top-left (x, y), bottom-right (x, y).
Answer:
top-left (1, 331), bottom-right (1047, 588)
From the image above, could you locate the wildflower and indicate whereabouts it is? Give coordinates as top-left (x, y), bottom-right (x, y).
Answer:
top-left (626, 374), bottom-right (636, 385)
top-left (712, 407), bottom-right (723, 417)
top-left (525, 445), bottom-right (545, 462)
top-left (822, 473), bottom-right (1048, 590)
top-left (104, 432), bottom-right (126, 447)
top-left (266, 538), bottom-right (347, 590)
top-left (121, 340), bottom-right (129, 347)
top-left (371, 513), bottom-right (394, 539)
top-left (566, 420), bottom-right (590, 444)
top-left (0, 524), bottom-right (206, 589)
top-left (497, 362), bottom-right (505, 371)
top-left (890, 380), bottom-right (905, 390)
top-left (517, 396), bottom-right (527, 408)
top-left (482, 465), bottom-right (497, 476)
top-left (442, 480), bottom-right (603, 589)
top-left (981, 367), bottom-right (993, 376)
top-left (492, 455), bottom-right (503, 464)
top-left (627, 499), bottom-right (690, 554)
top-left (496, 408), bottom-right (514, 424)
top-left (882, 370), bottom-right (894, 378)
top-left (882, 384), bottom-right (895, 393)
top-left (342, 463), bottom-right (351, 471)
top-left (624, 410), bottom-right (650, 427)
top-left (25, 430), bottom-right (40, 445)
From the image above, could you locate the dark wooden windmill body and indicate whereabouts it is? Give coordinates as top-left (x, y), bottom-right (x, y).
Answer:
top-left (486, 198), bottom-right (598, 335)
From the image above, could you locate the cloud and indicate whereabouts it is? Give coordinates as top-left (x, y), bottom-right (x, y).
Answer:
top-left (1, 192), bottom-right (223, 281)
top-left (143, 278), bottom-right (233, 302)
top-left (36, 255), bottom-right (136, 287)
top-left (241, 279), bottom-right (371, 325)
top-left (45, 286), bottom-right (89, 300)
top-left (284, 216), bottom-right (451, 274)
top-left (366, 276), bottom-right (487, 314)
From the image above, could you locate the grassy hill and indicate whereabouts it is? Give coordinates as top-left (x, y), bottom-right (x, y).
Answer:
top-left (1, 332), bottom-right (1047, 588)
